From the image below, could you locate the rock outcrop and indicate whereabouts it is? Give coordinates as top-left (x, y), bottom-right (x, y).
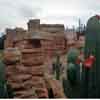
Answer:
top-left (4, 19), bottom-right (66, 98)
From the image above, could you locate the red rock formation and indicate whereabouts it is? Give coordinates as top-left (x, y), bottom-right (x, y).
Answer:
top-left (4, 19), bottom-right (66, 98)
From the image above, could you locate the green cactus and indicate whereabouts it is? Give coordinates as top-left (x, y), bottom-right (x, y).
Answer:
top-left (62, 48), bottom-right (82, 98)
top-left (82, 15), bottom-right (100, 98)
top-left (67, 63), bottom-right (77, 84)
top-left (0, 60), bottom-right (14, 98)
top-left (0, 60), bottom-right (8, 98)
top-left (67, 48), bottom-right (81, 82)
top-left (67, 48), bottom-right (80, 63)
top-left (52, 53), bottom-right (62, 80)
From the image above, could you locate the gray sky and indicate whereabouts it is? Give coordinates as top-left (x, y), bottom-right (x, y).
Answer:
top-left (0, 0), bottom-right (100, 32)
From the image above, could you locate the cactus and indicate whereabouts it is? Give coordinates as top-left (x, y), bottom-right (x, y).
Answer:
top-left (52, 53), bottom-right (62, 80)
top-left (82, 15), bottom-right (100, 98)
top-left (62, 48), bottom-right (82, 98)
top-left (55, 54), bottom-right (61, 80)
top-left (67, 48), bottom-right (80, 63)
top-left (67, 63), bottom-right (77, 85)
top-left (0, 60), bottom-right (14, 98)
top-left (0, 60), bottom-right (8, 98)
top-left (67, 48), bottom-right (80, 83)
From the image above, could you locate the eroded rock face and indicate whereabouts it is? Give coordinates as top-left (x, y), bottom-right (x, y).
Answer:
top-left (4, 46), bottom-right (65, 98)
top-left (4, 19), bottom-right (66, 98)
top-left (4, 47), bottom-right (48, 98)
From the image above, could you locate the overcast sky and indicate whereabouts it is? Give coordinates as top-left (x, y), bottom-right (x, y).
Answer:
top-left (0, 0), bottom-right (100, 33)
